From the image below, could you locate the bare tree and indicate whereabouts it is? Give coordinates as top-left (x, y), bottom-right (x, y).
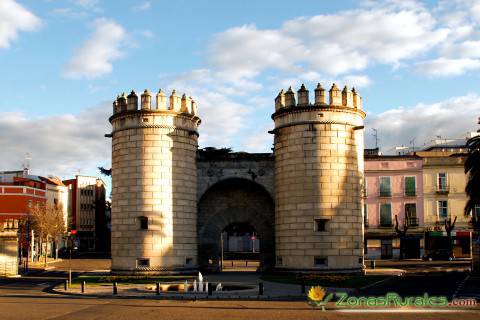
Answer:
top-left (445, 216), bottom-right (457, 255)
top-left (29, 204), bottom-right (66, 266)
top-left (395, 214), bottom-right (409, 260)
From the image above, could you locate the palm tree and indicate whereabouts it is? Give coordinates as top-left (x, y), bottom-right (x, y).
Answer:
top-left (464, 125), bottom-right (480, 273)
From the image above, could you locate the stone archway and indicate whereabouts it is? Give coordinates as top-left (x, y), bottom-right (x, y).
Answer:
top-left (197, 178), bottom-right (275, 272)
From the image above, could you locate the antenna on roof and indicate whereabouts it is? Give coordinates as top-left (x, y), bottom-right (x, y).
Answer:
top-left (409, 137), bottom-right (416, 152)
top-left (372, 128), bottom-right (379, 149)
top-left (22, 153), bottom-right (31, 177)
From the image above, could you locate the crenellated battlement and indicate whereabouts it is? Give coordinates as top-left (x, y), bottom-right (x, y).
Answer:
top-left (112, 88), bottom-right (198, 116)
top-left (274, 83), bottom-right (362, 111)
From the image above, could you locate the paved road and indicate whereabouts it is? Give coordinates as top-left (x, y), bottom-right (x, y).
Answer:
top-left (361, 271), bottom-right (467, 299)
top-left (0, 296), bottom-right (478, 320)
top-left (0, 259), bottom-right (478, 319)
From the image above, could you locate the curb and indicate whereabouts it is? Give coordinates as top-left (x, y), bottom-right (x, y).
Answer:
top-left (357, 275), bottom-right (397, 292)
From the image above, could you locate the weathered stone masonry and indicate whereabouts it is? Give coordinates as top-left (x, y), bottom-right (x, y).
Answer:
top-left (110, 90), bottom-right (200, 272)
top-left (271, 84), bottom-right (366, 272)
top-left (109, 83), bottom-right (365, 274)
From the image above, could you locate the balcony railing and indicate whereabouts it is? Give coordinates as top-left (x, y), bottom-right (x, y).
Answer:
top-left (379, 222), bottom-right (393, 227)
top-left (436, 185), bottom-right (450, 194)
top-left (406, 217), bottom-right (419, 227)
top-left (379, 191), bottom-right (392, 197)
top-left (404, 189), bottom-right (416, 197)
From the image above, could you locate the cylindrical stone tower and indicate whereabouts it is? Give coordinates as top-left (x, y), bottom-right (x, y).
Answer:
top-left (271, 83), bottom-right (365, 273)
top-left (109, 88), bottom-right (201, 273)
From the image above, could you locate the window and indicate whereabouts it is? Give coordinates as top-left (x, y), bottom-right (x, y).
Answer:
top-left (404, 176), bottom-right (416, 196)
top-left (437, 173), bottom-right (448, 191)
top-left (363, 204), bottom-right (369, 227)
top-left (379, 203), bottom-right (392, 226)
top-left (314, 218), bottom-right (329, 232)
top-left (138, 217), bottom-right (148, 230)
top-left (136, 258), bottom-right (150, 268)
top-left (405, 203), bottom-right (418, 226)
top-left (437, 200), bottom-right (448, 219)
top-left (314, 257), bottom-right (327, 266)
top-left (379, 177), bottom-right (391, 197)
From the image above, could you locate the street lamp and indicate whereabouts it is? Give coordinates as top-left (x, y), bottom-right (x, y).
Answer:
top-left (68, 230), bottom-right (78, 286)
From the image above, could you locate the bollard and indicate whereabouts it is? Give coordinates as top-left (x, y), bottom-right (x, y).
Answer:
top-left (113, 282), bottom-right (118, 295)
top-left (64, 280), bottom-right (69, 291)
top-left (156, 282), bottom-right (160, 295)
top-left (301, 282), bottom-right (306, 294)
top-left (371, 260), bottom-right (375, 269)
top-left (81, 281), bottom-right (86, 293)
top-left (258, 282), bottom-right (264, 295)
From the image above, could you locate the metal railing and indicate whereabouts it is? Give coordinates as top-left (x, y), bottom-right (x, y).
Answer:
top-left (406, 217), bottom-right (419, 226)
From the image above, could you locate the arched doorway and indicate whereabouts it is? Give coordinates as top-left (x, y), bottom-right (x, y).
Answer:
top-left (197, 178), bottom-right (274, 272)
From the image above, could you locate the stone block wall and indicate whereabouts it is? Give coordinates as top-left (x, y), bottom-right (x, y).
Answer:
top-left (110, 90), bottom-right (200, 273)
top-left (272, 84), bottom-right (365, 272)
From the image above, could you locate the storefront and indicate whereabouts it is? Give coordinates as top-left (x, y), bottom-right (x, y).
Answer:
top-left (424, 230), bottom-right (471, 258)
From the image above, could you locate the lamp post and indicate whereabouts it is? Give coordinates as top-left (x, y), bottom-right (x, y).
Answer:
top-left (68, 230), bottom-right (77, 287)
top-left (220, 233), bottom-right (224, 271)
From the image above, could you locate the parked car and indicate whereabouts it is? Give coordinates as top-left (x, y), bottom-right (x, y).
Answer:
top-left (58, 247), bottom-right (79, 258)
top-left (422, 249), bottom-right (455, 261)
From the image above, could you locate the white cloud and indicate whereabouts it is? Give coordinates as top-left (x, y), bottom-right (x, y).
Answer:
top-left (161, 69), bottom-right (255, 148)
top-left (0, 0), bottom-right (41, 49)
top-left (440, 40), bottom-right (480, 59)
top-left (0, 104), bottom-right (111, 179)
top-left (241, 125), bottom-right (273, 153)
top-left (63, 18), bottom-right (126, 79)
top-left (75, 0), bottom-right (99, 9)
top-left (342, 75), bottom-right (371, 88)
top-left (365, 94), bottom-right (480, 152)
top-left (207, 4), bottom-right (448, 79)
top-left (134, 1), bottom-right (151, 11)
top-left (416, 58), bottom-right (480, 76)
top-left (139, 29), bottom-right (155, 39)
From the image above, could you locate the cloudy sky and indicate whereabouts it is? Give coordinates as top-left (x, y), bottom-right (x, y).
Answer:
top-left (1, 0), bottom-right (480, 187)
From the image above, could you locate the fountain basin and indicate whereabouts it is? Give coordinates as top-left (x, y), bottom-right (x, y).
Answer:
top-left (146, 282), bottom-right (256, 293)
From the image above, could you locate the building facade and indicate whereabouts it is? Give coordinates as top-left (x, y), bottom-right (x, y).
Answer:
top-left (418, 148), bottom-right (472, 258)
top-left (63, 176), bottom-right (106, 251)
top-left (0, 171), bottom-right (47, 276)
top-left (364, 155), bottom-right (424, 259)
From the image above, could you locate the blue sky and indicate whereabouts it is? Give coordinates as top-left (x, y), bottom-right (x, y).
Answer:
top-left (1, 0), bottom-right (480, 186)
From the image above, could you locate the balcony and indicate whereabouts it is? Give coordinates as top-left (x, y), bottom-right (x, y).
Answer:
top-left (436, 185), bottom-right (449, 195)
top-left (379, 191), bottom-right (392, 198)
top-left (404, 189), bottom-right (416, 197)
top-left (406, 217), bottom-right (419, 227)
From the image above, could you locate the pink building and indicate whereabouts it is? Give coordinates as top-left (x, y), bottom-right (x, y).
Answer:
top-left (364, 155), bottom-right (424, 259)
